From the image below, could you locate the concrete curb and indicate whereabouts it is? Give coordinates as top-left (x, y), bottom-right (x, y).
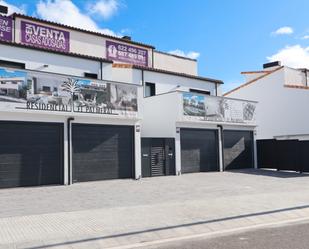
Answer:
top-left (110, 216), bottom-right (309, 249)
top-left (2, 206), bottom-right (309, 249)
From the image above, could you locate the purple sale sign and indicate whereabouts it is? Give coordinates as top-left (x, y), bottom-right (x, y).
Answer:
top-left (0, 15), bottom-right (13, 42)
top-left (106, 40), bottom-right (148, 66)
top-left (21, 20), bottom-right (70, 52)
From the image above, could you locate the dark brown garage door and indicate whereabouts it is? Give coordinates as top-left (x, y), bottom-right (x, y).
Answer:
top-left (180, 128), bottom-right (219, 173)
top-left (223, 130), bottom-right (254, 170)
top-left (0, 122), bottom-right (63, 188)
top-left (72, 124), bottom-right (134, 182)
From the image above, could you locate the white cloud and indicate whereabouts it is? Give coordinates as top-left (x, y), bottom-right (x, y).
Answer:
top-left (88, 0), bottom-right (121, 20)
top-left (0, 0), bottom-right (26, 14)
top-left (120, 28), bottom-right (131, 35)
top-left (36, 0), bottom-right (119, 36)
top-left (301, 35), bottom-right (309, 40)
top-left (271, 26), bottom-right (294, 36)
top-left (267, 45), bottom-right (309, 68)
top-left (168, 49), bottom-right (200, 60)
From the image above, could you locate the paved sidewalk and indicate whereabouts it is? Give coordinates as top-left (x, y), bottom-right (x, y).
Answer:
top-left (1, 169), bottom-right (309, 248)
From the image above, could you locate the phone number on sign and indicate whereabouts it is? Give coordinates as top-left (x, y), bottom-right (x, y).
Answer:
top-left (117, 45), bottom-right (147, 56)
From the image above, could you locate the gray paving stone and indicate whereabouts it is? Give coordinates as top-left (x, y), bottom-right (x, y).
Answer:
top-left (1, 169), bottom-right (309, 248)
top-left (0, 244), bottom-right (16, 249)
top-left (15, 241), bottom-right (43, 249)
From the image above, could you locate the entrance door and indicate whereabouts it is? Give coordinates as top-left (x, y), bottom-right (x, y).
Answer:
top-left (150, 139), bottom-right (166, 176)
top-left (141, 138), bottom-right (175, 177)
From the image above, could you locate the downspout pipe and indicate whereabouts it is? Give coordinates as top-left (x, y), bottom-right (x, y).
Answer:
top-left (151, 48), bottom-right (154, 68)
top-left (141, 69), bottom-right (145, 97)
top-left (217, 124), bottom-right (224, 171)
top-left (100, 60), bottom-right (103, 80)
top-left (67, 117), bottom-right (74, 185)
top-left (215, 83), bottom-right (218, 96)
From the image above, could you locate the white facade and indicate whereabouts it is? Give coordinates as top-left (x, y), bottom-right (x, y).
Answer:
top-left (0, 12), bottom-right (259, 188)
top-left (0, 43), bottom-right (105, 77)
top-left (110, 64), bottom-right (221, 97)
top-left (153, 51), bottom-right (198, 75)
top-left (143, 70), bottom-right (218, 96)
top-left (0, 13), bottom-right (225, 185)
top-left (0, 62), bottom-right (143, 182)
top-left (0, 43), bottom-right (221, 101)
top-left (141, 91), bottom-right (257, 173)
top-left (11, 15), bottom-right (212, 77)
top-left (13, 15), bottom-right (154, 68)
top-left (225, 65), bottom-right (309, 139)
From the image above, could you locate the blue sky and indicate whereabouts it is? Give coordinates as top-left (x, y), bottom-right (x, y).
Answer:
top-left (1, 0), bottom-right (309, 92)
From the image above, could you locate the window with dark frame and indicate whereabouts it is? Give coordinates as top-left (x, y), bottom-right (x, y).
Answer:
top-left (42, 86), bottom-right (51, 92)
top-left (189, 88), bottom-right (211, 95)
top-left (0, 60), bottom-right (26, 69)
top-left (145, 82), bottom-right (156, 97)
top-left (84, 72), bottom-right (98, 79)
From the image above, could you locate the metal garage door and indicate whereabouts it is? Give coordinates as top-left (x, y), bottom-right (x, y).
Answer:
top-left (0, 122), bottom-right (63, 188)
top-left (180, 128), bottom-right (219, 173)
top-left (72, 124), bottom-right (134, 182)
top-left (223, 130), bottom-right (254, 170)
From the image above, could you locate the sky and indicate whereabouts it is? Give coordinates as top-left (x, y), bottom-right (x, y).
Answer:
top-left (1, 0), bottom-right (309, 92)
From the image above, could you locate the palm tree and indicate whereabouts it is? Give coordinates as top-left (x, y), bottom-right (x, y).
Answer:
top-left (61, 78), bottom-right (81, 111)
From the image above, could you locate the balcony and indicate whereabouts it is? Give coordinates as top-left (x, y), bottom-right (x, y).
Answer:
top-left (181, 91), bottom-right (257, 125)
top-left (142, 90), bottom-right (257, 131)
top-left (0, 66), bottom-right (140, 118)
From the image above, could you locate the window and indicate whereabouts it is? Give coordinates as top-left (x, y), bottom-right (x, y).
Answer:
top-left (189, 88), bottom-right (210, 95)
top-left (42, 86), bottom-right (51, 92)
top-left (145, 82), bottom-right (156, 97)
top-left (0, 60), bottom-right (25, 69)
top-left (84, 72), bottom-right (98, 79)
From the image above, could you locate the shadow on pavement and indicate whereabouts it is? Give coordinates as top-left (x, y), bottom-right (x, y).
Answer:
top-left (226, 168), bottom-right (309, 178)
top-left (24, 204), bottom-right (309, 249)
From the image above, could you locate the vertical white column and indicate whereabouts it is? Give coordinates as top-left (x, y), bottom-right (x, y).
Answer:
top-left (63, 119), bottom-right (69, 185)
top-left (134, 123), bottom-right (142, 179)
top-left (69, 120), bottom-right (73, 184)
top-left (218, 127), bottom-right (224, 172)
top-left (253, 130), bottom-right (258, 169)
top-left (175, 127), bottom-right (181, 175)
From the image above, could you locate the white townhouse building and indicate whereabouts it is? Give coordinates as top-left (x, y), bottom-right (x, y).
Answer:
top-left (224, 61), bottom-right (309, 140)
top-left (0, 12), bottom-right (257, 188)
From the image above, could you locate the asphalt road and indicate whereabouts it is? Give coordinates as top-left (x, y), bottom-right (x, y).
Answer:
top-left (142, 221), bottom-right (309, 249)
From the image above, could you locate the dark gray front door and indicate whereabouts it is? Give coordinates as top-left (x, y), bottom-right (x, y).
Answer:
top-left (180, 128), bottom-right (219, 173)
top-left (72, 124), bottom-right (134, 182)
top-left (0, 121), bottom-right (63, 188)
top-left (141, 138), bottom-right (175, 177)
top-left (150, 139), bottom-right (165, 176)
top-left (223, 130), bottom-right (254, 170)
